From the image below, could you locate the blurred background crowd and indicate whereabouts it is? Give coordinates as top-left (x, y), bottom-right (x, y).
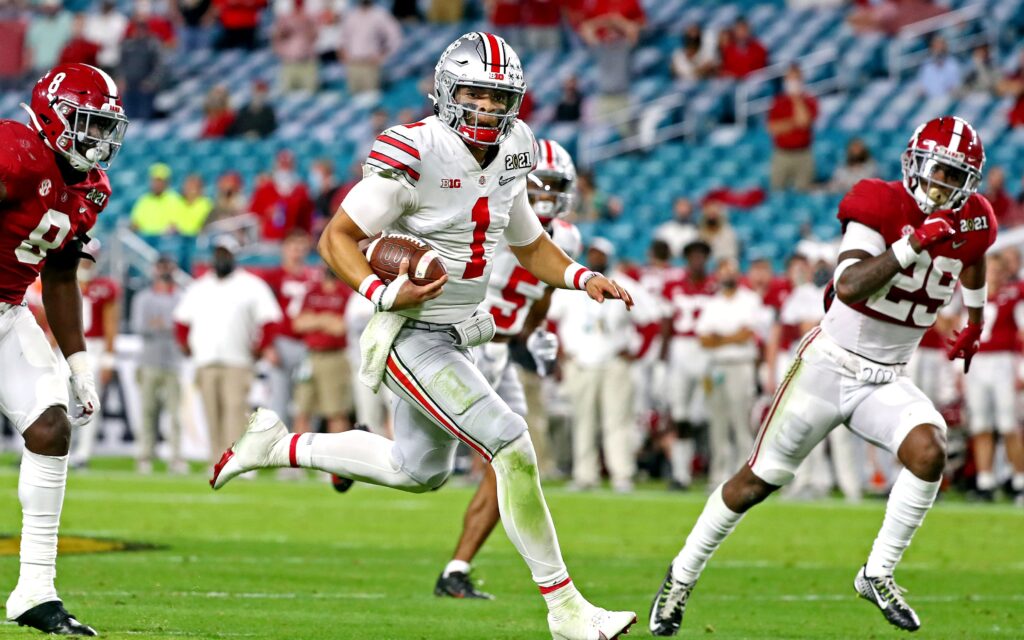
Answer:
top-left (2, 0), bottom-right (1024, 503)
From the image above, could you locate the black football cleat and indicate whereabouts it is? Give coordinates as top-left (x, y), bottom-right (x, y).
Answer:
top-left (854, 565), bottom-right (921, 631)
top-left (330, 474), bottom-right (354, 493)
top-left (14, 601), bottom-right (97, 636)
top-left (434, 571), bottom-right (494, 600)
top-left (648, 564), bottom-right (694, 636)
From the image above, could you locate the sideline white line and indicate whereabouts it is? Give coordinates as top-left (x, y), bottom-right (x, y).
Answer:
top-left (62, 589), bottom-right (386, 600)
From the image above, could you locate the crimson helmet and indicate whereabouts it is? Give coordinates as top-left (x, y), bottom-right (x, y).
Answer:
top-left (901, 116), bottom-right (984, 213)
top-left (528, 138), bottom-right (577, 227)
top-left (21, 63), bottom-right (129, 172)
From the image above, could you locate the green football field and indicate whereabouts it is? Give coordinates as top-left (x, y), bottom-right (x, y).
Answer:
top-left (1, 461), bottom-right (1022, 639)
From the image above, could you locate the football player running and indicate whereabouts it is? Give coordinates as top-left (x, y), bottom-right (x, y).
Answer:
top-left (210, 33), bottom-right (638, 639)
top-left (649, 116), bottom-right (994, 636)
top-left (1, 63), bottom-right (128, 635)
top-left (433, 139), bottom-right (581, 600)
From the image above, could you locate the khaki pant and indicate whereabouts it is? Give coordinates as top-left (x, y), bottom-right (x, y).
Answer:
top-left (294, 350), bottom-right (353, 418)
top-left (427, 0), bottom-right (464, 22)
top-left (565, 358), bottom-right (636, 487)
top-left (519, 365), bottom-right (557, 477)
top-left (195, 364), bottom-right (253, 462)
top-left (706, 361), bottom-right (757, 487)
top-left (770, 147), bottom-right (815, 191)
top-left (346, 61), bottom-right (381, 94)
top-left (138, 366), bottom-right (181, 463)
top-left (279, 59), bottom-right (319, 93)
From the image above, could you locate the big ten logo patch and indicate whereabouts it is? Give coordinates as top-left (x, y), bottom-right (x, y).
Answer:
top-left (440, 178), bottom-right (462, 189)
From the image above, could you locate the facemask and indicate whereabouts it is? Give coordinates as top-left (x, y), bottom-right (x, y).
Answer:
top-left (273, 170), bottom-right (297, 194)
top-left (784, 78), bottom-right (802, 96)
top-left (213, 255), bottom-right (235, 278)
top-left (721, 278), bottom-right (738, 290)
top-left (158, 272), bottom-right (174, 283)
top-left (813, 267), bottom-right (832, 287)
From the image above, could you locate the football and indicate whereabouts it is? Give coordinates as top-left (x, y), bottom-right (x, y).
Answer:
top-left (365, 233), bottom-right (447, 286)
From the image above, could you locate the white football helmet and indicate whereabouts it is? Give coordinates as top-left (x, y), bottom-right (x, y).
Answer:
top-left (433, 32), bottom-right (526, 146)
top-left (528, 139), bottom-right (577, 225)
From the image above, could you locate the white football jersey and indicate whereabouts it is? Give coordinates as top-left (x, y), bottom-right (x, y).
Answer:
top-left (481, 218), bottom-right (582, 336)
top-left (348, 116), bottom-right (542, 324)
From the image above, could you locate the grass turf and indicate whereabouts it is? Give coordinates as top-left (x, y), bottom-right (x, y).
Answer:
top-left (1, 460), bottom-right (1022, 639)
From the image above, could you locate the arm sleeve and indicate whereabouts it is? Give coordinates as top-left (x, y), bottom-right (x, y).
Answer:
top-left (253, 278), bottom-right (285, 326)
top-left (504, 187), bottom-right (545, 247)
top-left (839, 221), bottom-right (886, 257)
top-left (340, 172), bottom-right (416, 237)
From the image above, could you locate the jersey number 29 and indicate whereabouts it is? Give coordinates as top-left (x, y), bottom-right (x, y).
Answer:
top-left (16, 209), bottom-right (72, 266)
top-left (866, 255), bottom-right (963, 326)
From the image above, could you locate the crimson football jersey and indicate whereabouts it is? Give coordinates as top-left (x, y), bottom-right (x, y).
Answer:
top-left (822, 179), bottom-right (996, 363)
top-left (261, 266), bottom-right (321, 339)
top-left (0, 120), bottom-right (111, 304)
top-left (663, 271), bottom-right (717, 337)
top-left (297, 279), bottom-right (351, 352)
top-left (81, 276), bottom-right (119, 339)
top-left (978, 281), bottom-right (1024, 353)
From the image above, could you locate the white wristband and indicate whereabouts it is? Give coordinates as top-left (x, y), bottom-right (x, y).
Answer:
top-left (378, 274), bottom-right (407, 311)
top-left (98, 352), bottom-right (116, 370)
top-left (890, 235), bottom-right (920, 270)
top-left (67, 351), bottom-right (92, 376)
top-left (564, 263), bottom-right (598, 290)
top-left (962, 284), bottom-right (988, 308)
top-left (358, 274), bottom-right (385, 309)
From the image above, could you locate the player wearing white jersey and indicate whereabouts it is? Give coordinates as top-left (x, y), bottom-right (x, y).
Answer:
top-left (210, 34), bottom-right (637, 640)
top-left (433, 139), bottom-right (582, 600)
top-left (650, 116), bottom-right (994, 636)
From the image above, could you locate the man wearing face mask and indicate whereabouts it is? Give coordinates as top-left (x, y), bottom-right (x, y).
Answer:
top-left (247, 150), bottom-right (314, 241)
top-left (767, 64), bottom-right (818, 192)
top-left (173, 236), bottom-right (282, 462)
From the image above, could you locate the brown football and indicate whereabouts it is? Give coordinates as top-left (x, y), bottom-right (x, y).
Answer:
top-left (365, 233), bottom-right (447, 286)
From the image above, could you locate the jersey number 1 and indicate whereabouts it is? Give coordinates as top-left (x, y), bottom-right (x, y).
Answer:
top-left (16, 209), bottom-right (72, 266)
top-left (463, 197), bottom-right (490, 279)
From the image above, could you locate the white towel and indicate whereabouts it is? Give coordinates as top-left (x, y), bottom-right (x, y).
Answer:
top-left (359, 311), bottom-right (408, 392)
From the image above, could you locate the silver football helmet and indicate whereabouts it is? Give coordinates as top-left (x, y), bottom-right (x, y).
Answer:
top-left (433, 32), bottom-right (526, 146)
top-left (528, 139), bottom-right (577, 225)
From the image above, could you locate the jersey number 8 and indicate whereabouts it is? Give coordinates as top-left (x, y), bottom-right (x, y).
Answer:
top-left (16, 209), bottom-right (72, 266)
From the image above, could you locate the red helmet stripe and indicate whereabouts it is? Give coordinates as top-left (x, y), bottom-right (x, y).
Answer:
top-left (484, 33), bottom-right (501, 73)
top-left (543, 139), bottom-right (553, 166)
top-left (949, 117), bottom-right (965, 154)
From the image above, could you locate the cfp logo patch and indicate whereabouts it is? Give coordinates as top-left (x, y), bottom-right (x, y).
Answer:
top-left (960, 216), bottom-right (989, 232)
top-left (85, 189), bottom-right (108, 207)
top-left (504, 152), bottom-right (532, 171)
top-left (440, 178), bottom-right (462, 189)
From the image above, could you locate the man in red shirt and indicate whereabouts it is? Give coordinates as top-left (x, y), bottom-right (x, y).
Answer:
top-left (767, 64), bottom-right (818, 192)
top-left (523, 0), bottom-right (562, 50)
top-left (248, 151), bottom-right (314, 241)
top-left (213, 0), bottom-right (266, 50)
top-left (719, 17), bottom-right (767, 78)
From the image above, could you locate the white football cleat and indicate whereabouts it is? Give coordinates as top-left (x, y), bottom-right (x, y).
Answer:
top-left (210, 408), bottom-right (289, 490)
top-left (549, 601), bottom-right (637, 640)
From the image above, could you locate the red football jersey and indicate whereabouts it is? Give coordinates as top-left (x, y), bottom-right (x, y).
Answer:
top-left (298, 280), bottom-right (351, 352)
top-left (663, 271), bottom-right (717, 337)
top-left (763, 277), bottom-right (794, 311)
top-left (918, 326), bottom-right (947, 350)
top-left (261, 266), bottom-right (320, 339)
top-left (0, 120), bottom-right (111, 304)
top-left (979, 281), bottom-right (1024, 353)
top-left (81, 276), bottom-right (119, 339)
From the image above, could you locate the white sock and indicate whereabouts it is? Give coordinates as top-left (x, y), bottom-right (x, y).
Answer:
top-left (1012, 473), bottom-right (1024, 492)
top-left (976, 470), bottom-right (997, 491)
top-left (443, 559), bottom-right (471, 577)
top-left (672, 485), bottom-right (743, 584)
top-left (8, 450), bottom-right (68, 617)
top-left (491, 433), bottom-right (575, 611)
top-left (865, 467), bottom-right (939, 578)
top-left (281, 431), bottom-right (424, 492)
top-left (670, 439), bottom-right (693, 485)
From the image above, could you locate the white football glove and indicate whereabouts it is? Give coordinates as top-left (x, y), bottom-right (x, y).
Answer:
top-left (68, 351), bottom-right (100, 427)
top-left (526, 329), bottom-right (559, 377)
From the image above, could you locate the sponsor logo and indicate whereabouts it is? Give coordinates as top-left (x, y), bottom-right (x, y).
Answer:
top-left (498, 175), bottom-right (516, 186)
top-left (504, 151), bottom-right (532, 171)
top-left (440, 178), bottom-right (462, 189)
top-left (38, 179), bottom-right (51, 196)
top-left (952, 239), bottom-right (967, 249)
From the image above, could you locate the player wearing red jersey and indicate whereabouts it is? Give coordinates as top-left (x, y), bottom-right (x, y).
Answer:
top-left (651, 117), bottom-right (993, 635)
top-left (1, 63), bottom-right (128, 636)
top-left (964, 252), bottom-right (1024, 500)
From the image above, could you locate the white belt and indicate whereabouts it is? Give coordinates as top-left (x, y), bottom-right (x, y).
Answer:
top-left (812, 330), bottom-right (906, 385)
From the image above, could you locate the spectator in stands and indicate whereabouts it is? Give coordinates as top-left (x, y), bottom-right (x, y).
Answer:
top-left (554, 76), bottom-right (583, 123)
top-left (314, 0), bottom-right (344, 62)
top-left (0, 6), bottom-right (28, 91)
top-left (131, 255), bottom-right (186, 474)
top-left (179, 174), bottom-right (214, 236)
top-left (719, 17), bottom-right (767, 79)
top-left (828, 137), bottom-right (878, 193)
top-left (575, 170), bottom-right (608, 221)
top-left (213, 0), bottom-right (266, 50)
top-left (229, 80), bottom-right (277, 138)
top-left (126, 0), bottom-right (176, 48)
top-left (580, 0), bottom-right (645, 126)
top-left (309, 159), bottom-right (342, 221)
top-left (999, 48), bottom-right (1024, 128)
top-left (201, 84), bottom-right (235, 138)
top-left (654, 196), bottom-right (699, 259)
top-left (983, 167), bottom-right (1022, 228)
top-left (272, 2), bottom-right (319, 93)
top-left (131, 163), bottom-right (188, 236)
top-left (249, 151), bottom-right (314, 241)
top-left (487, 0), bottom-right (522, 48)
top-left (427, 0), bottom-right (462, 23)
top-left (916, 35), bottom-right (961, 99)
top-left (58, 13), bottom-right (100, 67)
top-left (671, 23), bottom-right (717, 82)
top-left (848, 0), bottom-right (946, 36)
top-left (84, 0), bottom-right (128, 72)
top-left (767, 64), bottom-right (818, 192)
top-left (354, 107), bottom-right (391, 156)
top-left (26, 0), bottom-right (72, 75)
top-left (698, 200), bottom-right (739, 263)
top-left (205, 170), bottom-right (248, 229)
top-left (119, 15), bottom-right (166, 120)
top-left (173, 235), bottom-right (282, 463)
top-left (523, 0), bottom-right (562, 50)
top-left (172, 0), bottom-right (215, 51)
top-left (339, 0), bottom-right (403, 94)
top-left (960, 44), bottom-right (999, 96)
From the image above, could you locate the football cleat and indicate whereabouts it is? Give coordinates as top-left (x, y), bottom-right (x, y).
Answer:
top-left (854, 565), bottom-right (921, 631)
top-left (210, 408), bottom-right (289, 490)
top-left (330, 474), bottom-right (354, 493)
top-left (434, 571), bottom-right (494, 600)
top-left (14, 601), bottom-right (97, 636)
top-left (648, 564), bottom-right (694, 637)
top-left (548, 601), bottom-right (637, 640)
